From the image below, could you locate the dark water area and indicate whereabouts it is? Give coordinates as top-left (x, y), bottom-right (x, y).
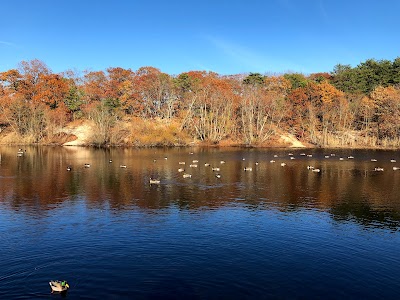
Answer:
top-left (0, 146), bottom-right (400, 299)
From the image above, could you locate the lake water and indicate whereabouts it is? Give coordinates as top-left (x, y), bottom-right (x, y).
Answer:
top-left (0, 146), bottom-right (400, 299)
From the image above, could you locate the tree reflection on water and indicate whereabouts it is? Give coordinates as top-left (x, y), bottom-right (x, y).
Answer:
top-left (1, 146), bottom-right (399, 230)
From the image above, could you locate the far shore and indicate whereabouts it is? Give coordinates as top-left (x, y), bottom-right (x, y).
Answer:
top-left (1, 120), bottom-right (399, 150)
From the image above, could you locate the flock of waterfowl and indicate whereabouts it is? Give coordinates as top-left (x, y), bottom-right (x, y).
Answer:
top-left (169, 158), bottom-right (228, 182)
top-left (146, 151), bottom-right (399, 184)
top-left (14, 149), bottom-right (399, 185)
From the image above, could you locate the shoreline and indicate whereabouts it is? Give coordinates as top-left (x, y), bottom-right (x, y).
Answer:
top-left (1, 141), bottom-right (398, 150)
top-left (0, 120), bottom-right (399, 150)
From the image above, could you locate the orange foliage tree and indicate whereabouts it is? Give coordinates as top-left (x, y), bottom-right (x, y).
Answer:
top-left (286, 81), bottom-right (347, 145)
top-left (130, 67), bottom-right (175, 119)
top-left (239, 73), bottom-right (291, 144)
top-left (310, 81), bottom-right (346, 145)
top-left (176, 71), bottom-right (237, 143)
top-left (0, 60), bottom-right (69, 140)
top-left (369, 86), bottom-right (400, 139)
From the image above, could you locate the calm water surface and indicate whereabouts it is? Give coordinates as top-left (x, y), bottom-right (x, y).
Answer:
top-left (0, 147), bottom-right (400, 299)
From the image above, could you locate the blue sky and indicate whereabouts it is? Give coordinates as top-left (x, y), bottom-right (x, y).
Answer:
top-left (1, 0), bottom-right (399, 75)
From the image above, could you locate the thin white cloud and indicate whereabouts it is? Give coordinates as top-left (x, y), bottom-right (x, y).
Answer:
top-left (190, 61), bottom-right (213, 73)
top-left (172, 58), bottom-right (213, 74)
top-left (206, 36), bottom-right (270, 72)
top-left (0, 41), bottom-right (17, 47)
top-left (205, 35), bottom-right (304, 73)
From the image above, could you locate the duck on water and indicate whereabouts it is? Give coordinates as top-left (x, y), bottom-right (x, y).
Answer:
top-left (49, 280), bottom-right (69, 293)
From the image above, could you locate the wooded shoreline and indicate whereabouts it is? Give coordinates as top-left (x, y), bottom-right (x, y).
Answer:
top-left (0, 119), bottom-right (398, 150)
top-left (1, 58), bottom-right (399, 149)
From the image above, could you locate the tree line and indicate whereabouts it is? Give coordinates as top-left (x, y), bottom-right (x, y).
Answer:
top-left (0, 58), bottom-right (399, 147)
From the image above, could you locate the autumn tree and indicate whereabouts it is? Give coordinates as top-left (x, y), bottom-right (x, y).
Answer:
top-left (286, 87), bottom-right (312, 140)
top-left (83, 99), bottom-right (119, 145)
top-left (130, 67), bottom-right (175, 119)
top-left (82, 70), bottom-right (124, 145)
top-left (17, 59), bottom-right (51, 103)
top-left (369, 86), bottom-right (400, 140)
top-left (309, 72), bottom-right (332, 83)
top-left (240, 74), bottom-right (288, 144)
top-left (177, 72), bottom-right (237, 143)
top-left (0, 61), bottom-right (54, 140)
top-left (82, 71), bottom-right (108, 104)
top-left (106, 67), bottom-right (134, 115)
top-left (286, 81), bottom-right (347, 145)
top-left (174, 72), bottom-right (201, 130)
top-left (310, 81), bottom-right (346, 145)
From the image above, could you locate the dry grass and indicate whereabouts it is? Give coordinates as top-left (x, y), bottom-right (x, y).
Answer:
top-left (0, 130), bottom-right (37, 145)
top-left (380, 137), bottom-right (400, 148)
top-left (312, 131), bottom-right (400, 149)
top-left (125, 118), bottom-right (192, 147)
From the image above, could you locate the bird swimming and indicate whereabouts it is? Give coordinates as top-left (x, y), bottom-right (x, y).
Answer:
top-left (149, 178), bottom-right (161, 184)
top-left (49, 280), bottom-right (69, 293)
